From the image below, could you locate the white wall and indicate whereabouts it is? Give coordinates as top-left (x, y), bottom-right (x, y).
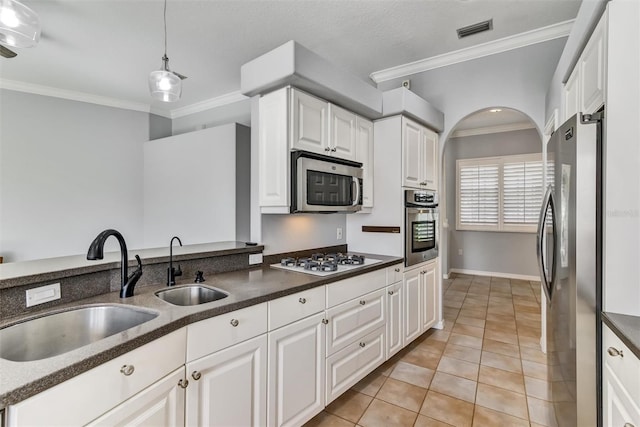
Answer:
top-left (445, 129), bottom-right (542, 278)
top-left (0, 90), bottom-right (147, 262)
top-left (143, 124), bottom-right (244, 248)
top-left (171, 99), bottom-right (251, 136)
top-left (377, 39), bottom-right (566, 275)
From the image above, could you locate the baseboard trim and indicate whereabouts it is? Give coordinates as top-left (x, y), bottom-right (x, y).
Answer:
top-left (449, 268), bottom-right (539, 282)
top-left (433, 319), bottom-right (445, 330)
top-left (443, 272), bottom-right (450, 280)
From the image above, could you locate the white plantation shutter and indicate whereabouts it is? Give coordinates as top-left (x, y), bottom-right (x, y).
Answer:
top-left (457, 153), bottom-right (543, 232)
top-left (458, 162), bottom-right (499, 229)
top-left (503, 160), bottom-right (544, 225)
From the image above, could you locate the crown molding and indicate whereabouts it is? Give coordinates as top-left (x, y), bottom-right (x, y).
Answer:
top-left (169, 91), bottom-right (249, 119)
top-left (0, 79), bottom-right (155, 115)
top-left (452, 121), bottom-right (535, 138)
top-left (370, 19), bottom-right (574, 83)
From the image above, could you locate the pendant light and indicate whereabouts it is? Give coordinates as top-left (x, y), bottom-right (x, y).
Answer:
top-left (148, 0), bottom-right (186, 102)
top-left (0, 0), bottom-right (40, 48)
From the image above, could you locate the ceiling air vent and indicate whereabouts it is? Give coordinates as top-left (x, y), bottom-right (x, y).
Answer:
top-left (457, 19), bottom-right (493, 39)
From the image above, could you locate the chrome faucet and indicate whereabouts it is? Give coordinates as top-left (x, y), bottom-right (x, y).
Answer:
top-left (167, 236), bottom-right (183, 286)
top-left (87, 229), bottom-right (143, 298)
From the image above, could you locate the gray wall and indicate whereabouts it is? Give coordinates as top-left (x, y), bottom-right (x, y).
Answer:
top-left (445, 128), bottom-right (541, 277)
top-left (0, 90), bottom-right (148, 262)
top-left (171, 99), bottom-right (251, 136)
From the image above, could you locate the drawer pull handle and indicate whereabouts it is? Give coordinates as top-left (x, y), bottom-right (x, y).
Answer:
top-left (191, 371), bottom-right (202, 381)
top-left (607, 347), bottom-right (623, 357)
top-left (178, 379), bottom-right (189, 389)
top-left (299, 297), bottom-right (307, 304)
top-left (394, 268), bottom-right (400, 272)
top-left (359, 300), bottom-right (366, 305)
top-left (623, 423), bottom-right (635, 427)
top-left (120, 365), bottom-right (135, 376)
top-left (321, 318), bottom-right (329, 325)
top-left (359, 342), bottom-right (366, 348)
top-left (388, 290), bottom-right (394, 296)
top-left (230, 319), bottom-right (239, 327)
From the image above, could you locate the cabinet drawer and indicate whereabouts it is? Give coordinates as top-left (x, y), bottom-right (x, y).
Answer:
top-left (387, 263), bottom-right (403, 285)
top-left (7, 329), bottom-right (186, 427)
top-left (603, 325), bottom-right (640, 401)
top-left (187, 303), bottom-right (268, 362)
top-left (326, 268), bottom-right (386, 308)
top-left (326, 288), bottom-right (385, 356)
top-left (325, 326), bottom-right (385, 404)
top-left (268, 286), bottom-right (325, 331)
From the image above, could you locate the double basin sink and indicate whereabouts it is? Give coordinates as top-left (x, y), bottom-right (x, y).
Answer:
top-left (0, 285), bottom-right (228, 362)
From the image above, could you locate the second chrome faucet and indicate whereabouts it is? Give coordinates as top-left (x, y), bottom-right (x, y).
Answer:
top-left (167, 236), bottom-right (182, 286)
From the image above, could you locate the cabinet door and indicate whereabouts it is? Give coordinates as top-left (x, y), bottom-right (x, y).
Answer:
top-left (186, 335), bottom-right (267, 427)
top-left (563, 67), bottom-right (580, 121)
top-left (87, 368), bottom-right (185, 427)
top-left (603, 364), bottom-right (640, 427)
top-left (290, 90), bottom-right (328, 155)
top-left (356, 117), bottom-right (374, 208)
top-left (422, 128), bottom-right (438, 191)
top-left (268, 312), bottom-right (326, 427)
top-left (580, 13), bottom-right (607, 114)
top-left (402, 117), bottom-right (423, 189)
top-left (421, 262), bottom-right (438, 332)
top-left (328, 104), bottom-right (357, 161)
top-left (386, 282), bottom-right (403, 360)
top-left (403, 268), bottom-right (422, 343)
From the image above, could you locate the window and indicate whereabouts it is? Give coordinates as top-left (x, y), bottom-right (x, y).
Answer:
top-left (456, 153), bottom-right (545, 232)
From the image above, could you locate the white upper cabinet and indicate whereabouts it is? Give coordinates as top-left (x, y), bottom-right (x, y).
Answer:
top-left (291, 90), bottom-right (329, 154)
top-left (356, 117), bottom-right (374, 208)
top-left (402, 117), bottom-right (438, 191)
top-left (328, 104), bottom-right (357, 161)
top-left (579, 13), bottom-right (607, 115)
top-left (564, 67), bottom-right (580, 121)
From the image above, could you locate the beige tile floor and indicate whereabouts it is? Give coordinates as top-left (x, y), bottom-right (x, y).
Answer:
top-left (304, 273), bottom-right (559, 427)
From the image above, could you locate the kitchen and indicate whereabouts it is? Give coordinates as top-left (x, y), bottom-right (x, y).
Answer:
top-left (0, 1), bottom-right (639, 426)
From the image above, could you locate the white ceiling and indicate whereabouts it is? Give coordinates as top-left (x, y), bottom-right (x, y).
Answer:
top-left (0, 0), bottom-right (581, 115)
top-left (454, 108), bottom-right (535, 134)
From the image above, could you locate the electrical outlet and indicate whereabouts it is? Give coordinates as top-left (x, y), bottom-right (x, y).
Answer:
top-left (458, 249), bottom-right (463, 256)
top-left (26, 283), bottom-right (61, 307)
top-left (336, 227), bottom-right (343, 240)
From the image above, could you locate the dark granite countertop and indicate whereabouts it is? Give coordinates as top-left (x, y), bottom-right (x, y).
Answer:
top-left (602, 311), bottom-right (640, 360)
top-left (0, 253), bottom-right (403, 409)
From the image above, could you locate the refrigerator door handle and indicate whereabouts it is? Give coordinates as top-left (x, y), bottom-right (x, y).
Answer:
top-left (537, 185), bottom-right (557, 303)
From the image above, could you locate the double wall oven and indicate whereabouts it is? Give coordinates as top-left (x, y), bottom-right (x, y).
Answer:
top-left (405, 189), bottom-right (439, 267)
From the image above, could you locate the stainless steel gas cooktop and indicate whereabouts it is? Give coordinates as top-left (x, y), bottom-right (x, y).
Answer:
top-left (270, 252), bottom-right (381, 277)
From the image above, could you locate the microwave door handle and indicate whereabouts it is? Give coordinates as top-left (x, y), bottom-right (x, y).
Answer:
top-left (351, 177), bottom-right (360, 206)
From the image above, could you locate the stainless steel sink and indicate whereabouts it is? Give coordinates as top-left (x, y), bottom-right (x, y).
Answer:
top-left (0, 305), bottom-right (158, 362)
top-left (155, 285), bottom-right (229, 306)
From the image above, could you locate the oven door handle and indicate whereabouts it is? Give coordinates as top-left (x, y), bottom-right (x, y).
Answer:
top-left (351, 177), bottom-right (361, 206)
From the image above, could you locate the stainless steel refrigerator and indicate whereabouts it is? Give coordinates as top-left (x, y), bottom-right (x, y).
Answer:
top-left (537, 111), bottom-right (604, 427)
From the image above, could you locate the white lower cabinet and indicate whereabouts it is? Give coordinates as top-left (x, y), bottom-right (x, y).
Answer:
top-left (185, 334), bottom-right (267, 427)
top-left (267, 312), bottom-right (326, 427)
top-left (404, 260), bottom-right (439, 343)
top-left (87, 368), bottom-right (186, 427)
top-left (386, 281), bottom-right (403, 359)
top-left (325, 326), bottom-right (386, 404)
top-left (602, 324), bottom-right (640, 427)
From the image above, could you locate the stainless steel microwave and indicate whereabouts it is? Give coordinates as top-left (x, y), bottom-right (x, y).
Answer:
top-left (290, 151), bottom-right (363, 213)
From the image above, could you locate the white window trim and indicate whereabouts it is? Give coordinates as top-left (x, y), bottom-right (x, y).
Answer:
top-left (456, 153), bottom-right (543, 233)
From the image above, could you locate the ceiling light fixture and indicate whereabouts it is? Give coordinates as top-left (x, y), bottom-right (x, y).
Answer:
top-left (489, 108), bottom-right (502, 113)
top-left (148, 0), bottom-right (186, 103)
top-left (0, 0), bottom-right (40, 48)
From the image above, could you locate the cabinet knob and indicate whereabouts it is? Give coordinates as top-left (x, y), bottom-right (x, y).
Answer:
top-left (178, 378), bottom-right (189, 389)
top-left (230, 318), bottom-right (239, 327)
top-left (191, 371), bottom-right (202, 381)
top-left (330, 147), bottom-right (337, 152)
top-left (359, 300), bottom-right (366, 305)
top-left (623, 423), bottom-right (635, 427)
top-left (607, 347), bottom-right (624, 357)
top-left (299, 297), bottom-right (307, 304)
top-left (120, 365), bottom-right (135, 376)
top-left (321, 318), bottom-right (329, 325)
top-left (324, 147), bottom-right (331, 152)
top-left (388, 290), bottom-right (394, 296)
top-left (359, 342), bottom-right (366, 348)
top-left (394, 268), bottom-right (400, 272)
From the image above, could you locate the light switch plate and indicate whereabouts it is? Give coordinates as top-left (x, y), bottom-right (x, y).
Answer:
top-left (249, 253), bottom-right (263, 265)
top-left (26, 283), bottom-right (61, 307)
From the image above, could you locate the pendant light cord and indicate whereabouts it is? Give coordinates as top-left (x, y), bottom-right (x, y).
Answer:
top-left (163, 0), bottom-right (167, 57)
